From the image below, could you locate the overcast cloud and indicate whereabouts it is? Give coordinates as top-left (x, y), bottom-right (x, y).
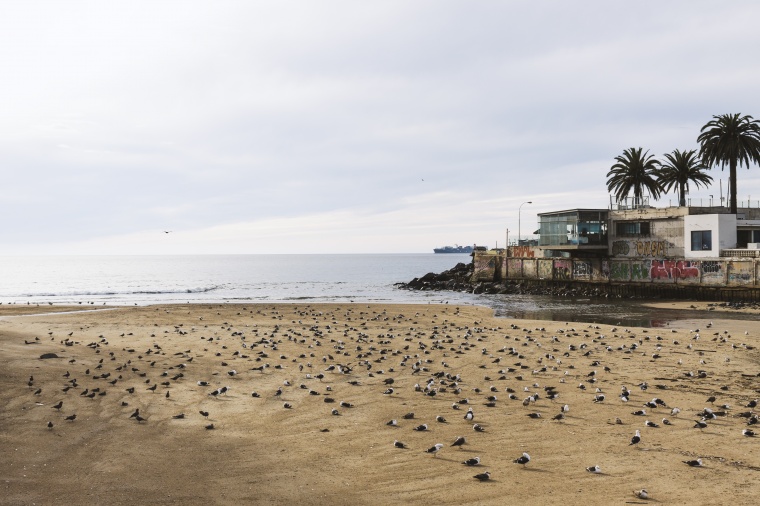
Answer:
top-left (3, 0), bottom-right (760, 254)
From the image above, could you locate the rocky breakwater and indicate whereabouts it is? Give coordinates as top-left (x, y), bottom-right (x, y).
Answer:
top-left (395, 262), bottom-right (474, 292)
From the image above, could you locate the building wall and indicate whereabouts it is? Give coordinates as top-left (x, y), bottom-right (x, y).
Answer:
top-left (684, 214), bottom-right (737, 257)
top-left (609, 207), bottom-right (687, 259)
top-left (476, 250), bottom-right (760, 289)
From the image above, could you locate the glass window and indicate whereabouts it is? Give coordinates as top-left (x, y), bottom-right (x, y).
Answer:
top-left (616, 221), bottom-right (650, 237)
top-left (691, 230), bottom-right (712, 251)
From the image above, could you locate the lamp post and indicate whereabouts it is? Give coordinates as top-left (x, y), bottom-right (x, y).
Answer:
top-left (518, 201), bottom-right (532, 246)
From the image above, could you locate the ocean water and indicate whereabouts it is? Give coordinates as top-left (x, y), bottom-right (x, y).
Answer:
top-left (0, 254), bottom-right (475, 306)
top-left (1, 254), bottom-right (749, 327)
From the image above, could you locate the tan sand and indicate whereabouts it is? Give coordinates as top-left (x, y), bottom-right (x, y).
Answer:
top-left (1, 303), bottom-right (759, 505)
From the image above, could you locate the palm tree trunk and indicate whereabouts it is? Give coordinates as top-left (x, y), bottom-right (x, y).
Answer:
top-left (730, 157), bottom-right (737, 213)
top-left (679, 182), bottom-right (686, 207)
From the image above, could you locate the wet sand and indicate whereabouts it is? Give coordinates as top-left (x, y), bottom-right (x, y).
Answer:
top-left (1, 303), bottom-right (759, 505)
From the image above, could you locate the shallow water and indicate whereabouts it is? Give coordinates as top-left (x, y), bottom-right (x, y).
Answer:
top-left (1, 254), bottom-right (757, 328)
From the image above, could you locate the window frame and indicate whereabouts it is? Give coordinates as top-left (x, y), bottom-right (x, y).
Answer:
top-left (690, 230), bottom-right (712, 251)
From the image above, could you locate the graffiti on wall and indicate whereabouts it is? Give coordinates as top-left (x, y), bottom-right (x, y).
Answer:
top-left (727, 261), bottom-right (753, 284)
top-left (701, 261), bottom-right (723, 284)
top-left (538, 260), bottom-right (553, 279)
top-left (610, 262), bottom-right (629, 281)
top-left (650, 260), bottom-right (699, 280)
top-left (512, 246), bottom-right (536, 258)
top-left (611, 241), bottom-right (630, 256)
top-left (507, 258), bottom-right (523, 278)
top-left (553, 260), bottom-right (572, 280)
top-left (612, 240), bottom-right (668, 258)
top-left (601, 260), bottom-right (610, 279)
top-left (473, 257), bottom-right (496, 281)
top-left (573, 261), bottom-right (592, 280)
top-left (630, 261), bottom-right (652, 281)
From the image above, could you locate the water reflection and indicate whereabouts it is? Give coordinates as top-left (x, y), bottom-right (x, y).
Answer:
top-left (477, 293), bottom-right (760, 328)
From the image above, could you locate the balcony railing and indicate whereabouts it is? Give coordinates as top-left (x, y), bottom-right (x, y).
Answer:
top-left (720, 249), bottom-right (760, 258)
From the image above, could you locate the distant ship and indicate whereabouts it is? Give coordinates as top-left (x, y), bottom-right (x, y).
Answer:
top-left (433, 245), bottom-right (473, 254)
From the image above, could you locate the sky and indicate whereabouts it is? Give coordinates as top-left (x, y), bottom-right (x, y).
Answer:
top-left (3, 0), bottom-right (760, 254)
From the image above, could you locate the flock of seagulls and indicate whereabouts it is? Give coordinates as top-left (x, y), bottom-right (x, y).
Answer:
top-left (13, 304), bottom-right (760, 502)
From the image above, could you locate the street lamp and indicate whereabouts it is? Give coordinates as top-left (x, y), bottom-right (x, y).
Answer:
top-left (518, 201), bottom-right (532, 246)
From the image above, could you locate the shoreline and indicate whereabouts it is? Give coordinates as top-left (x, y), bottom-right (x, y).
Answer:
top-left (2, 302), bottom-right (759, 504)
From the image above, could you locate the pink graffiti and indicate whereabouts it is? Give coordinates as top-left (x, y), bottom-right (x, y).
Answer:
top-left (650, 260), bottom-right (699, 280)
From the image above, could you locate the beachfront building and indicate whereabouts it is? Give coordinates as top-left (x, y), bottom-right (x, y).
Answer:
top-left (533, 202), bottom-right (760, 260)
top-left (473, 199), bottom-right (760, 297)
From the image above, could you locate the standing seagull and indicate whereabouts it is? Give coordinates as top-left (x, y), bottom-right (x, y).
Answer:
top-left (630, 429), bottom-right (641, 446)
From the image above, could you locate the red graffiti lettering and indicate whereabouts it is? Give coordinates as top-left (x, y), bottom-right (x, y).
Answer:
top-left (650, 260), bottom-right (699, 280)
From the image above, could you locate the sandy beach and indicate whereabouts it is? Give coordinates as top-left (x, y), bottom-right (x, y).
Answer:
top-left (1, 302), bottom-right (759, 505)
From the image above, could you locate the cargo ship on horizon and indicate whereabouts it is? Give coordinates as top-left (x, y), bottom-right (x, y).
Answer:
top-left (433, 244), bottom-right (473, 254)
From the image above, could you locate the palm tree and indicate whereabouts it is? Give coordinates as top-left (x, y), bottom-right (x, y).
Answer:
top-left (607, 147), bottom-right (662, 207)
top-left (658, 149), bottom-right (713, 207)
top-left (697, 113), bottom-right (760, 214)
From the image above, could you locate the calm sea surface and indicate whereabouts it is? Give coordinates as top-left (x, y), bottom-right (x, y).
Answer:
top-left (1, 254), bottom-right (754, 327)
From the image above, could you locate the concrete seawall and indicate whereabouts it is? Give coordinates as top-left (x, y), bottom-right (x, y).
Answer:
top-left (473, 250), bottom-right (760, 301)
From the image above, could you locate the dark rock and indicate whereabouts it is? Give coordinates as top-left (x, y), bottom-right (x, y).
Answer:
top-left (39, 353), bottom-right (59, 359)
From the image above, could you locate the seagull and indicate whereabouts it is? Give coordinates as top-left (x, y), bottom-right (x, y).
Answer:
top-left (630, 429), bottom-right (641, 446)
top-left (743, 428), bottom-right (756, 437)
top-left (64, 414), bottom-right (76, 421)
top-left (436, 415), bottom-right (447, 423)
top-left (473, 471), bottom-right (491, 481)
top-left (199, 410), bottom-right (209, 418)
top-left (633, 489), bottom-right (649, 500)
top-left (464, 408), bottom-right (474, 421)
top-left (172, 413), bottom-right (185, 419)
top-left (47, 421), bottom-right (53, 429)
top-left (52, 401), bottom-right (63, 411)
top-left (473, 423), bottom-right (485, 432)
top-left (585, 465), bottom-right (601, 474)
top-left (662, 418), bottom-right (672, 425)
top-left (394, 440), bottom-right (408, 449)
top-left (413, 424), bottom-right (428, 431)
top-left (386, 419), bottom-right (398, 426)
top-left (425, 443), bottom-right (444, 457)
top-left (462, 456), bottom-right (481, 466)
top-left (451, 436), bottom-right (467, 448)
top-left (205, 423), bottom-right (215, 430)
top-left (513, 452), bottom-right (531, 466)
top-left (645, 420), bottom-right (659, 428)
top-left (694, 420), bottom-right (708, 429)
top-left (683, 458), bottom-right (703, 467)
